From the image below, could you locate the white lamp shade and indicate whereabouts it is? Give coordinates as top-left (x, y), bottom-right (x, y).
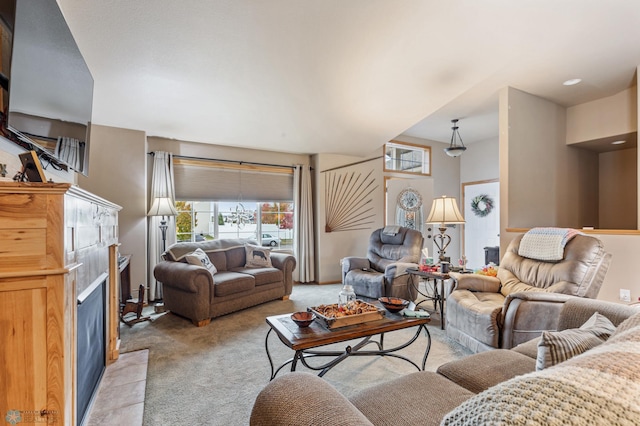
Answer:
top-left (426, 196), bottom-right (465, 225)
top-left (148, 197), bottom-right (178, 217)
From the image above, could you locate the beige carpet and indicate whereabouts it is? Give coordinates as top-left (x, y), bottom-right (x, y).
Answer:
top-left (120, 283), bottom-right (472, 425)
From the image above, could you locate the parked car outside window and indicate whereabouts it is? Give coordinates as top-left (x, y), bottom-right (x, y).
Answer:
top-left (261, 233), bottom-right (280, 247)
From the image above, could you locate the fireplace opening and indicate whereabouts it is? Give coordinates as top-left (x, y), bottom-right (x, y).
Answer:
top-left (76, 274), bottom-right (107, 425)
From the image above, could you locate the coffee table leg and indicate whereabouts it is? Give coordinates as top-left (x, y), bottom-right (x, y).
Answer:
top-left (265, 328), bottom-right (275, 379)
top-left (421, 325), bottom-right (432, 370)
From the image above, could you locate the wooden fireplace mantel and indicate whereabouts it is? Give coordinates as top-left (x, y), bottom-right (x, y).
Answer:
top-left (0, 182), bottom-right (122, 426)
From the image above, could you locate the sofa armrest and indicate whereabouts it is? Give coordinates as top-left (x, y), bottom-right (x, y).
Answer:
top-left (250, 372), bottom-right (373, 426)
top-left (153, 261), bottom-right (214, 295)
top-left (342, 257), bottom-right (370, 277)
top-left (449, 272), bottom-right (501, 293)
top-left (270, 252), bottom-right (297, 296)
top-left (500, 291), bottom-right (575, 349)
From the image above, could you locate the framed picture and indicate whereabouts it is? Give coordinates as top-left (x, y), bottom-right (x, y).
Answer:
top-left (19, 150), bottom-right (46, 182)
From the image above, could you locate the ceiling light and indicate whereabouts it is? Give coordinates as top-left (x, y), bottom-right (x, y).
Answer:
top-left (444, 119), bottom-right (466, 157)
top-left (611, 140), bottom-right (626, 145)
top-left (563, 78), bottom-right (582, 86)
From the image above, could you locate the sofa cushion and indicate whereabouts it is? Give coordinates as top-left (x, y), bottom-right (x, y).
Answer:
top-left (212, 271), bottom-right (255, 297)
top-left (437, 349), bottom-right (536, 394)
top-left (231, 267), bottom-right (283, 286)
top-left (536, 312), bottom-right (616, 370)
top-left (184, 248), bottom-right (218, 276)
top-left (441, 319), bottom-right (640, 425)
top-left (511, 337), bottom-right (540, 358)
top-left (350, 371), bottom-right (474, 426)
top-left (446, 290), bottom-right (504, 348)
top-left (245, 244), bottom-right (273, 268)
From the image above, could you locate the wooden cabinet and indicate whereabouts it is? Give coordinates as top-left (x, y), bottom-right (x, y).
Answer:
top-left (0, 183), bottom-right (121, 426)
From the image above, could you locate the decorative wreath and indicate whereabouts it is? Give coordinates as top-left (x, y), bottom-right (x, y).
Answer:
top-left (471, 194), bottom-right (494, 218)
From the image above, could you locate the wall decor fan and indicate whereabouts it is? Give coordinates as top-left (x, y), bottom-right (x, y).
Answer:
top-left (324, 169), bottom-right (378, 232)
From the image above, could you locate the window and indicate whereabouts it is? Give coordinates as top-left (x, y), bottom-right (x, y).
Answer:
top-left (383, 140), bottom-right (431, 176)
top-left (175, 201), bottom-right (294, 250)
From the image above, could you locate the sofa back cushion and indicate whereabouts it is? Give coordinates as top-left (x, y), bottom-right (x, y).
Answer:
top-left (366, 227), bottom-right (423, 272)
top-left (441, 312), bottom-right (640, 425)
top-left (163, 238), bottom-right (256, 271)
top-left (497, 233), bottom-right (610, 298)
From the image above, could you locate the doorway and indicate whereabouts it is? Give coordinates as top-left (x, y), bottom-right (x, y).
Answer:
top-left (462, 179), bottom-right (500, 270)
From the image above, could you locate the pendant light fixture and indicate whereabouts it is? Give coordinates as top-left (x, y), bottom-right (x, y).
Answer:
top-left (444, 118), bottom-right (466, 157)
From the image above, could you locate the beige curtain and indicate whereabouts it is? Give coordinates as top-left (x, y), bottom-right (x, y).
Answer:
top-left (294, 165), bottom-right (315, 283)
top-left (148, 151), bottom-right (176, 301)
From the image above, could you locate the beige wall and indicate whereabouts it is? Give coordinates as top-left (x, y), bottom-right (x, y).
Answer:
top-left (313, 135), bottom-right (461, 284)
top-left (313, 152), bottom-right (384, 284)
top-left (599, 148), bottom-right (637, 229)
top-left (500, 87), bottom-right (598, 230)
top-left (500, 85), bottom-right (640, 304)
top-left (566, 86), bottom-right (637, 144)
top-left (78, 124), bottom-right (148, 299)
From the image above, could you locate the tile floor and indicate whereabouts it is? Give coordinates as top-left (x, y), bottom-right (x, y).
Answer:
top-left (86, 349), bottom-right (149, 426)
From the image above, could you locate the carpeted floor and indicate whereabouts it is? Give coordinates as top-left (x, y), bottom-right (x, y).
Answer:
top-left (120, 283), bottom-right (472, 425)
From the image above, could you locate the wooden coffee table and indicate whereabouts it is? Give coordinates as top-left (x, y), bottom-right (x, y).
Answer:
top-left (265, 307), bottom-right (431, 380)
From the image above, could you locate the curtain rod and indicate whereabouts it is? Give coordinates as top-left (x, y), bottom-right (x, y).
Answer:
top-left (147, 151), bottom-right (312, 170)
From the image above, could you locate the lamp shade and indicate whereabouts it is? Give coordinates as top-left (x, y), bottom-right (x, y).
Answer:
top-left (147, 197), bottom-right (178, 217)
top-left (426, 196), bottom-right (465, 225)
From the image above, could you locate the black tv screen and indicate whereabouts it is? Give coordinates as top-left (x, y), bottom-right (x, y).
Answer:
top-left (0, 0), bottom-right (93, 176)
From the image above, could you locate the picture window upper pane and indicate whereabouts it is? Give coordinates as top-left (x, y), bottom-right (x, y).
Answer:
top-left (383, 141), bottom-right (431, 176)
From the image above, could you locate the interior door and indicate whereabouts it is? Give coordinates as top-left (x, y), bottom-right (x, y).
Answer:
top-left (462, 180), bottom-right (500, 270)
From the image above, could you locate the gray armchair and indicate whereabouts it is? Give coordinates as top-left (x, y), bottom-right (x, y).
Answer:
top-left (342, 227), bottom-right (424, 300)
top-left (446, 232), bottom-right (612, 353)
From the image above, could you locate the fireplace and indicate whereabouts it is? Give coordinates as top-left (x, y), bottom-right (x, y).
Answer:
top-left (76, 273), bottom-right (107, 425)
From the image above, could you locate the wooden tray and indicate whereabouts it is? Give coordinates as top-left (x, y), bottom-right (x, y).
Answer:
top-left (308, 300), bottom-right (385, 329)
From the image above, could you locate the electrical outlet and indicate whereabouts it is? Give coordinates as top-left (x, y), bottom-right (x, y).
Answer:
top-left (620, 289), bottom-right (631, 303)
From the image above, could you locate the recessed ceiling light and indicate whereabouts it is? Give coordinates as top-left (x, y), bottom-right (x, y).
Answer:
top-left (611, 140), bottom-right (626, 145)
top-left (563, 78), bottom-right (582, 86)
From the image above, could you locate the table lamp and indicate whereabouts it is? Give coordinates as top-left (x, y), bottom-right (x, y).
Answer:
top-left (426, 195), bottom-right (465, 262)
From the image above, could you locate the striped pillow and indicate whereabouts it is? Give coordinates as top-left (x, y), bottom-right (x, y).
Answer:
top-left (536, 312), bottom-right (615, 370)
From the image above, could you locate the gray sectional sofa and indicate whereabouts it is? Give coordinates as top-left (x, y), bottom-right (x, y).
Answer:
top-left (153, 238), bottom-right (296, 326)
top-left (250, 297), bottom-right (640, 425)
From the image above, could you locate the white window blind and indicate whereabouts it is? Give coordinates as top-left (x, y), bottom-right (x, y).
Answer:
top-left (173, 158), bottom-right (294, 202)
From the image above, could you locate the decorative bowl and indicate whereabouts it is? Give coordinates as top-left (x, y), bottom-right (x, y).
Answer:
top-left (291, 311), bottom-right (316, 327)
top-left (378, 297), bottom-right (410, 313)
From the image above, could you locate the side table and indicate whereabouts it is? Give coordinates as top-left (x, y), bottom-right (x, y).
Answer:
top-left (407, 268), bottom-right (451, 330)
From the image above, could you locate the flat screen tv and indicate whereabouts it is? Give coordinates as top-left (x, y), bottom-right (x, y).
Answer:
top-left (0, 0), bottom-right (93, 176)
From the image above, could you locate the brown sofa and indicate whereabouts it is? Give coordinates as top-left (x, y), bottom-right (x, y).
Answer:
top-left (250, 297), bottom-right (640, 425)
top-left (153, 238), bottom-right (296, 326)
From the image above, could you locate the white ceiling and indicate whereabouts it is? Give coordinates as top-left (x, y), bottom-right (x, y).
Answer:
top-left (58, 0), bottom-right (640, 155)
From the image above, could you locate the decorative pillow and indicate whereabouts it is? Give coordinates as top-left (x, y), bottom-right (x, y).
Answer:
top-left (184, 248), bottom-right (217, 276)
top-left (245, 244), bottom-right (272, 268)
top-left (609, 311), bottom-right (640, 342)
top-left (536, 312), bottom-right (615, 370)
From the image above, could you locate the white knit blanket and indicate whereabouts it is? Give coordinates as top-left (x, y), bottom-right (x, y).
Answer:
top-left (442, 312), bottom-right (640, 425)
top-left (518, 227), bottom-right (582, 261)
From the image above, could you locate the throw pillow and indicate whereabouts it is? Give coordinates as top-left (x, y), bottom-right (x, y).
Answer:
top-left (245, 244), bottom-right (272, 268)
top-left (536, 312), bottom-right (616, 370)
top-left (185, 248), bottom-right (217, 276)
top-left (609, 311), bottom-right (640, 342)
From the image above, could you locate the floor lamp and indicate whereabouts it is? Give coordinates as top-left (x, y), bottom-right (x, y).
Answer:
top-left (148, 196), bottom-right (178, 311)
top-left (426, 195), bottom-right (465, 263)
top-left (148, 196), bottom-right (178, 253)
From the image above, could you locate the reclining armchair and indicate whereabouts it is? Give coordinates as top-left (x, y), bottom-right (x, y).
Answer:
top-left (341, 226), bottom-right (423, 301)
top-left (446, 230), bottom-right (612, 353)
